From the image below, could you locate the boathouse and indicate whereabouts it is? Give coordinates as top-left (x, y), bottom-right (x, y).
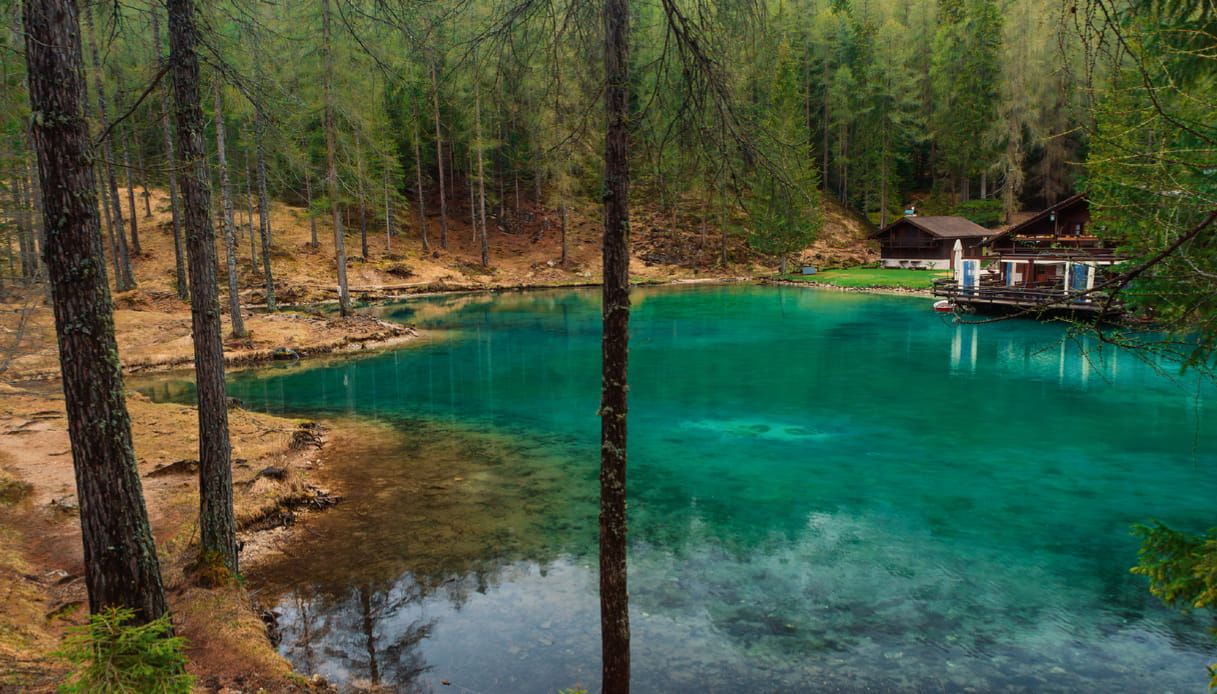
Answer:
top-left (985, 194), bottom-right (1100, 253)
top-left (872, 216), bottom-right (992, 270)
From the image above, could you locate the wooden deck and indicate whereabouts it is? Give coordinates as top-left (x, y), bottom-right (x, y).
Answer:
top-left (931, 278), bottom-right (1125, 317)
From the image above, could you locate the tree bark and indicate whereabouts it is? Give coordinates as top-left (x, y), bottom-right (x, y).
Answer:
top-left (23, 0), bottom-right (169, 625)
top-left (413, 119), bottom-right (429, 251)
top-left (430, 52), bottom-right (448, 250)
top-left (152, 10), bottom-right (188, 301)
top-left (136, 146), bottom-right (153, 217)
top-left (214, 83), bottom-right (245, 339)
top-left (600, 0), bottom-right (631, 691)
top-left (307, 171), bottom-right (319, 249)
top-left (86, 10), bottom-right (135, 292)
top-left (322, 0), bottom-right (351, 316)
top-left (254, 111), bottom-right (276, 311)
top-left (167, 0), bottom-right (238, 576)
top-left (241, 121), bottom-right (258, 268)
top-left (356, 131), bottom-right (369, 260)
top-left (383, 153), bottom-right (393, 254)
top-left (122, 131), bottom-right (141, 255)
top-left (475, 74), bottom-right (489, 267)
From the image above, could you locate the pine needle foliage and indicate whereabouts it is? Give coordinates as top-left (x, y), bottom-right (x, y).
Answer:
top-left (54, 607), bottom-right (193, 694)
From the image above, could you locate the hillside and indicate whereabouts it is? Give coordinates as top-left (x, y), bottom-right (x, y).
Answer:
top-left (91, 187), bottom-right (876, 311)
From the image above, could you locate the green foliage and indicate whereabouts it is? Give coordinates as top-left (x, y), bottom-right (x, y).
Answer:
top-left (1082, 0), bottom-right (1217, 366)
top-left (1131, 522), bottom-right (1217, 689)
top-left (951, 199), bottom-right (1003, 227)
top-left (55, 607), bottom-right (193, 694)
top-left (1131, 522), bottom-right (1217, 609)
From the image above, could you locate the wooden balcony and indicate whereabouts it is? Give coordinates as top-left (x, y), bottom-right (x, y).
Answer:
top-left (931, 277), bottom-right (1125, 317)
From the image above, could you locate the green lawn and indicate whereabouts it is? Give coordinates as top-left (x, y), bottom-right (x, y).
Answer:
top-left (778, 266), bottom-right (949, 289)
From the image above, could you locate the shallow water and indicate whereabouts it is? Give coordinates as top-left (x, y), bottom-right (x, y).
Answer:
top-left (186, 285), bottom-right (1217, 692)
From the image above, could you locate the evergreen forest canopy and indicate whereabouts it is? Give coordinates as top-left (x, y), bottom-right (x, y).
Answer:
top-left (0, 0), bottom-right (1210, 286)
top-left (0, 0), bottom-right (1105, 267)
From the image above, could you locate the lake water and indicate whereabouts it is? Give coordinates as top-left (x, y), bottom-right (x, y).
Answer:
top-left (176, 285), bottom-right (1217, 692)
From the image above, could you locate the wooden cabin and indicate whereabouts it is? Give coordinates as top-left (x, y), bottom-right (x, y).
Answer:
top-left (986, 194), bottom-right (1102, 253)
top-left (872, 216), bottom-right (992, 270)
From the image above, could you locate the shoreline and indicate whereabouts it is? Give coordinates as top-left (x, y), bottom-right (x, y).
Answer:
top-left (0, 275), bottom-right (932, 691)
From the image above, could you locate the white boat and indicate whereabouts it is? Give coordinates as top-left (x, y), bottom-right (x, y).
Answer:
top-left (933, 299), bottom-right (953, 312)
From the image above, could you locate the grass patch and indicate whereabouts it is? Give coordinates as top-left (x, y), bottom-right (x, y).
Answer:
top-left (780, 266), bottom-right (948, 289)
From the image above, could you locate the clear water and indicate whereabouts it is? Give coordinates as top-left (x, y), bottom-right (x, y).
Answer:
top-left (171, 285), bottom-right (1217, 693)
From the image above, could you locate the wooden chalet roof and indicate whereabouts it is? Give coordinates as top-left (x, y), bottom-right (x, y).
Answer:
top-left (872, 216), bottom-right (992, 240)
top-left (983, 194), bottom-right (1087, 246)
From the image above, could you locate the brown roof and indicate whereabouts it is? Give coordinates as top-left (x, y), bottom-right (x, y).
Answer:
top-left (872, 216), bottom-right (992, 240)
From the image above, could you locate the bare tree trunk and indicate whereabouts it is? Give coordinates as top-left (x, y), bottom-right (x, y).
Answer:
top-left (24, 138), bottom-right (46, 279)
top-left (413, 119), bottom-right (429, 251)
top-left (255, 113), bottom-right (276, 311)
top-left (601, 0), bottom-right (631, 691)
top-left (122, 132), bottom-right (141, 255)
top-left (383, 154), bottom-right (393, 254)
top-left (153, 10), bottom-right (188, 301)
top-left (356, 131), bottom-right (369, 260)
top-left (97, 168), bottom-right (121, 287)
top-left (242, 122), bottom-right (258, 268)
top-left (136, 147), bottom-right (152, 217)
top-left (560, 199), bottom-right (569, 268)
top-left (306, 171), bottom-right (319, 249)
top-left (430, 52), bottom-right (448, 250)
top-left (167, 0), bottom-right (238, 577)
top-left (475, 75), bottom-right (489, 267)
top-left (23, 0), bottom-right (170, 625)
top-left (86, 11), bottom-right (135, 292)
top-left (15, 174), bottom-right (34, 283)
top-left (322, 0), bottom-right (351, 316)
top-left (214, 83), bottom-right (246, 339)
top-left (464, 147), bottom-right (474, 234)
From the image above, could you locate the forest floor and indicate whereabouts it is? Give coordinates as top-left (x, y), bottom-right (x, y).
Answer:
top-left (0, 188), bottom-right (878, 693)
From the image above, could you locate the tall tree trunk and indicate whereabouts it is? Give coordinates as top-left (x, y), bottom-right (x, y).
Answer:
top-left (306, 171), bottom-right (319, 249)
top-left (560, 199), bottom-right (569, 268)
top-left (167, 0), bottom-right (238, 577)
top-left (600, 0), bottom-right (631, 691)
top-left (86, 11), bottom-right (135, 291)
top-left (15, 174), bottom-right (34, 282)
top-left (97, 168), bottom-right (121, 288)
top-left (475, 76), bottom-right (489, 267)
top-left (214, 84), bottom-right (245, 339)
top-left (254, 112), bottom-right (276, 311)
top-left (24, 138), bottom-right (46, 278)
top-left (383, 154), bottom-right (393, 254)
top-left (322, 0), bottom-right (351, 316)
top-left (356, 131), bottom-right (369, 260)
top-left (122, 131), bottom-right (141, 255)
top-left (413, 119), bottom-right (429, 251)
top-left (430, 53), bottom-right (448, 250)
top-left (136, 146), bottom-right (153, 217)
top-left (242, 122), bottom-right (258, 268)
top-left (153, 10), bottom-right (188, 301)
top-left (23, 0), bottom-right (170, 625)
top-left (467, 150), bottom-right (478, 238)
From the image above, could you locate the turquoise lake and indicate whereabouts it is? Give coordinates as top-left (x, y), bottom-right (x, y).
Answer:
top-left (167, 284), bottom-right (1217, 692)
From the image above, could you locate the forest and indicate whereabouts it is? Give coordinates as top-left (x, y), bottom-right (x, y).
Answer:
top-left (1, 0), bottom-right (1216, 692)
top-left (1, 0), bottom-right (1097, 286)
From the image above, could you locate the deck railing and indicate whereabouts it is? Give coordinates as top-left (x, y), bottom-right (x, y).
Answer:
top-left (931, 277), bottom-right (1124, 314)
